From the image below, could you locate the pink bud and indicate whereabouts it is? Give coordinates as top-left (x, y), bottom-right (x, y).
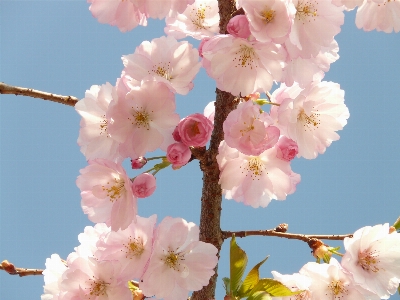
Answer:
top-left (172, 126), bottom-right (182, 142)
top-left (276, 137), bottom-right (298, 161)
top-left (226, 15), bottom-right (251, 39)
top-left (178, 113), bottom-right (213, 147)
top-left (131, 157), bottom-right (147, 169)
top-left (132, 173), bottom-right (156, 198)
top-left (166, 142), bottom-right (192, 170)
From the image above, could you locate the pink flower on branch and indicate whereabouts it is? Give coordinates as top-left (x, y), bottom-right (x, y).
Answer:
top-left (226, 15), bottom-right (251, 39)
top-left (178, 113), bottom-right (213, 147)
top-left (166, 142), bottom-right (192, 169)
top-left (107, 81), bottom-right (179, 159)
top-left (223, 100), bottom-right (280, 156)
top-left (140, 217), bottom-right (218, 300)
top-left (76, 159), bottom-right (137, 231)
top-left (132, 173), bottom-right (156, 198)
top-left (217, 141), bottom-right (300, 208)
top-left (122, 36), bottom-right (201, 95)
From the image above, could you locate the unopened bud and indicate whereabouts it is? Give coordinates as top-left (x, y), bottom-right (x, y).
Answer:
top-left (131, 157), bottom-right (147, 169)
top-left (1, 260), bottom-right (16, 274)
top-left (308, 238), bottom-right (332, 263)
top-left (274, 223), bottom-right (288, 233)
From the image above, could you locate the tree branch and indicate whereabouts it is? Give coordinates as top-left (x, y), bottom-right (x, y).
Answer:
top-left (0, 260), bottom-right (43, 277)
top-left (0, 82), bottom-right (78, 106)
top-left (221, 229), bottom-right (353, 242)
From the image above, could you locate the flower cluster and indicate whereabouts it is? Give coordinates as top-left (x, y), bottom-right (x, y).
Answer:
top-left (41, 216), bottom-right (218, 300)
top-left (272, 224), bottom-right (400, 299)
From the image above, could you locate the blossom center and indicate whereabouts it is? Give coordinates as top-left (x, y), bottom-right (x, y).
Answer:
top-left (131, 109), bottom-right (151, 130)
top-left (241, 157), bottom-right (265, 179)
top-left (261, 8), bottom-right (275, 23)
top-left (102, 178), bottom-right (125, 202)
top-left (87, 279), bottom-right (108, 298)
top-left (99, 114), bottom-right (110, 137)
top-left (189, 121), bottom-right (201, 137)
top-left (297, 108), bottom-right (320, 131)
top-left (191, 5), bottom-right (210, 29)
top-left (163, 249), bottom-right (184, 271)
top-left (150, 63), bottom-right (171, 80)
top-left (358, 249), bottom-right (380, 273)
top-left (296, 1), bottom-right (318, 21)
top-left (327, 280), bottom-right (348, 297)
top-left (235, 45), bottom-right (257, 68)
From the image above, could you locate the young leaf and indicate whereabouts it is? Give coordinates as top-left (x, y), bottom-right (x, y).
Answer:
top-left (249, 278), bottom-right (302, 297)
top-left (223, 277), bottom-right (231, 295)
top-left (393, 216), bottom-right (400, 231)
top-left (230, 235), bottom-right (248, 295)
top-left (237, 256), bottom-right (269, 298)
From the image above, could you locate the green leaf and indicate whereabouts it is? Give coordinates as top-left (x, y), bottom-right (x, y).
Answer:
top-left (397, 284), bottom-right (400, 295)
top-left (246, 291), bottom-right (272, 300)
top-left (230, 235), bottom-right (248, 295)
top-left (237, 256), bottom-right (269, 298)
top-left (393, 216), bottom-right (400, 231)
top-left (223, 277), bottom-right (231, 295)
top-left (250, 278), bottom-right (302, 297)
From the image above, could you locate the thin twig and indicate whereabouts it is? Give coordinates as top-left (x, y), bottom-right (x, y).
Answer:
top-left (0, 260), bottom-right (43, 277)
top-left (0, 82), bottom-right (78, 106)
top-left (221, 229), bottom-right (353, 242)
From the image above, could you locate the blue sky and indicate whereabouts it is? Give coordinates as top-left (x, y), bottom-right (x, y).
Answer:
top-left (1, 1), bottom-right (400, 299)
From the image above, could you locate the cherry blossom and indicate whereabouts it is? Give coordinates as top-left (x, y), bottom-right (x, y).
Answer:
top-left (201, 34), bottom-right (286, 96)
top-left (135, 0), bottom-right (195, 20)
top-left (341, 223), bottom-right (400, 299)
top-left (178, 113), bottom-right (213, 147)
top-left (287, 0), bottom-right (344, 58)
top-left (217, 141), bottom-right (300, 208)
top-left (166, 142), bottom-right (192, 169)
top-left (76, 159), bottom-right (137, 231)
top-left (270, 80), bottom-right (349, 159)
top-left (276, 136), bottom-right (298, 161)
top-left (60, 256), bottom-right (132, 300)
top-left (299, 258), bottom-right (380, 299)
top-left (107, 81), bottom-right (179, 159)
top-left (131, 157), bottom-right (148, 169)
top-left (271, 271), bottom-right (312, 300)
top-left (226, 15), bottom-right (251, 39)
top-left (165, 0), bottom-right (220, 40)
top-left (73, 223), bottom-right (111, 259)
top-left (75, 83), bottom-right (121, 162)
top-left (238, 0), bottom-right (296, 43)
top-left (223, 100), bottom-right (280, 156)
top-left (96, 215), bottom-right (157, 280)
top-left (41, 254), bottom-right (68, 300)
top-left (132, 173), bottom-right (156, 198)
top-left (88, 0), bottom-right (147, 32)
top-left (356, 0), bottom-right (400, 33)
top-left (140, 217), bottom-right (218, 300)
top-left (122, 36), bottom-right (201, 95)
top-left (203, 101), bottom-right (215, 124)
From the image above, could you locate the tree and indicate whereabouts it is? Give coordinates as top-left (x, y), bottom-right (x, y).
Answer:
top-left (1, 1), bottom-right (400, 299)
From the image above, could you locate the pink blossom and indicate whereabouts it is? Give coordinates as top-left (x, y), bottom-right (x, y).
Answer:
top-left (165, 0), bottom-right (220, 40)
top-left (178, 113), bottom-right (213, 147)
top-left (286, 0), bottom-right (344, 58)
top-left (172, 126), bottom-right (182, 142)
top-left (226, 15), bottom-right (251, 39)
top-left (299, 258), bottom-right (380, 299)
top-left (96, 215), bottom-right (157, 280)
top-left (75, 83), bottom-right (121, 162)
top-left (238, 0), bottom-right (296, 43)
top-left (107, 81), bottom-right (179, 159)
top-left (356, 0), bottom-right (400, 33)
top-left (122, 36), bottom-right (201, 95)
top-left (223, 100), bottom-right (280, 156)
top-left (203, 101), bottom-right (215, 124)
top-left (140, 217), bottom-right (218, 300)
top-left (88, 0), bottom-right (147, 32)
top-left (166, 142), bottom-right (192, 169)
top-left (41, 254), bottom-right (68, 300)
top-left (217, 141), bottom-right (300, 208)
top-left (198, 37), bottom-right (210, 57)
top-left (60, 256), bottom-right (132, 300)
top-left (276, 136), bottom-right (298, 161)
top-left (132, 173), bottom-right (156, 198)
top-left (135, 0), bottom-right (195, 20)
top-left (270, 80), bottom-right (349, 159)
top-left (76, 159), bottom-right (137, 231)
top-left (201, 34), bottom-right (286, 96)
top-left (341, 223), bottom-right (400, 298)
top-left (73, 223), bottom-right (111, 259)
top-left (131, 157), bottom-right (148, 169)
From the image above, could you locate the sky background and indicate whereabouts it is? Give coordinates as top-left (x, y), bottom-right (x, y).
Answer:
top-left (1, 1), bottom-right (400, 299)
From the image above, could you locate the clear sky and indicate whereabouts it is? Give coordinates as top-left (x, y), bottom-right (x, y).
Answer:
top-left (1, 1), bottom-right (400, 299)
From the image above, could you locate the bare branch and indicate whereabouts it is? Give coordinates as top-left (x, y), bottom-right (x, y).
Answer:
top-left (0, 260), bottom-right (43, 277)
top-left (221, 229), bottom-right (353, 242)
top-left (0, 82), bottom-right (78, 107)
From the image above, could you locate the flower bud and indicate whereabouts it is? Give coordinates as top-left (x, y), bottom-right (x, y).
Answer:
top-left (178, 113), bottom-right (213, 147)
top-left (276, 137), bottom-right (298, 161)
top-left (308, 238), bottom-right (332, 263)
top-left (166, 142), bottom-right (192, 170)
top-left (132, 173), bottom-right (156, 198)
top-left (131, 157), bottom-right (147, 169)
top-left (227, 15), bottom-right (251, 39)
